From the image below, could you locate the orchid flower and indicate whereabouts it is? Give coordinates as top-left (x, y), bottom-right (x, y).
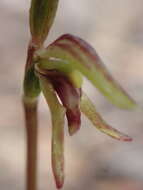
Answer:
top-left (23, 0), bottom-right (137, 189)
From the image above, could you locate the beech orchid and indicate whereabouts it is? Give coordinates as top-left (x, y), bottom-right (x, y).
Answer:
top-left (23, 0), bottom-right (137, 189)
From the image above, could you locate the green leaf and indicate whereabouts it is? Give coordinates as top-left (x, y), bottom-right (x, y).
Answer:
top-left (38, 74), bottom-right (65, 189)
top-left (80, 93), bottom-right (132, 141)
top-left (36, 34), bottom-right (137, 109)
top-left (30, 0), bottom-right (59, 45)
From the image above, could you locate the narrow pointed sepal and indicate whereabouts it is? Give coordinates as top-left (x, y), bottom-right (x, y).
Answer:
top-left (38, 75), bottom-right (65, 189)
top-left (52, 108), bottom-right (65, 189)
top-left (36, 34), bottom-right (137, 109)
top-left (80, 93), bottom-right (132, 141)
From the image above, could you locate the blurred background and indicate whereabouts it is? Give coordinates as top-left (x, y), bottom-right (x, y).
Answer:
top-left (1, 0), bottom-right (143, 189)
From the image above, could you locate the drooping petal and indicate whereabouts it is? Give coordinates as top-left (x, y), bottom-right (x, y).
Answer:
top-left (80, 93), bottom-right (132, 141)
top-left (50, 73), bottom-right (82, 136)
top-left (35, 63), bottom-right (81, 135)
top-left (36, 34), bottom-right (137, 109)
top-left (38, 74), bottom-right (65, 189)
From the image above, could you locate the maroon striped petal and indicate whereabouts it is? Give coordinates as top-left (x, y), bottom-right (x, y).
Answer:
top-left (36, 34), bottom-right (136, 109)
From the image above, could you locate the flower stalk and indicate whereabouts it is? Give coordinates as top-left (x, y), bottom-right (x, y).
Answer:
top-left (23, 97), bottom-right (38, 190)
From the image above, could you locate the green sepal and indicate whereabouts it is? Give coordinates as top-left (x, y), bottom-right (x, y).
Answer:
top-left (30, 0), bottom-right (59, 45)
top-left (38, 74), bottom-right (65, 189)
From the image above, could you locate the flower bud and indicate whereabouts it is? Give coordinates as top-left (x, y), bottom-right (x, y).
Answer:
top-left (30, 0), bottom-right (59, 45)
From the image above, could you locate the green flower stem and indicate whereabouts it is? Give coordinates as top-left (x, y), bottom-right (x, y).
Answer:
top-left (23, 96), bottom-right (39, 190)
top-left (38, 74), bottom-right (66, 189)
top-left (80, 93), bottom-right (132, 141)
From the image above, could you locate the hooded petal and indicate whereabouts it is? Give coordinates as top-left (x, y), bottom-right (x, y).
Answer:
top-left (36, 34), bottom-right (137, 109)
